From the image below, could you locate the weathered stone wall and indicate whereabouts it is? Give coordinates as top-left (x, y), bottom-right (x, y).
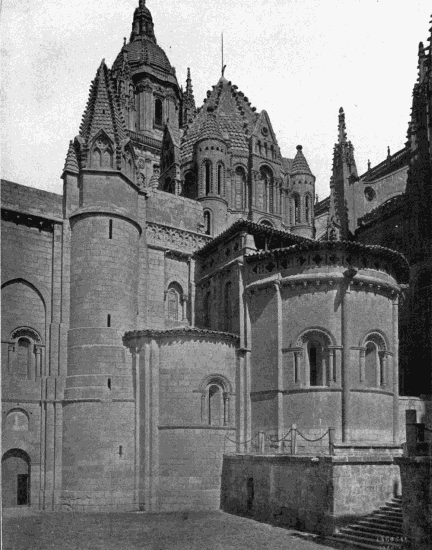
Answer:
top-left (147, 189), bottom-right (204, 232)
top-left (396, 456), bottom-right (432, 549)
top-left (221, 454), bottom-right (401, 535)
top-left (157, 335), bottom-right (238, 511)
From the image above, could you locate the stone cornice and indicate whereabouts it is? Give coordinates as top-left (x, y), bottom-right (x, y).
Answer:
top-left (1, 208), bottom-right (61, 230)
top-left (124, 326), bottom-right (240, 345)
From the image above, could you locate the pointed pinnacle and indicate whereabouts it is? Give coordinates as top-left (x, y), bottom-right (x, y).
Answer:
top-left (338, 107), bottom-right (347, 144)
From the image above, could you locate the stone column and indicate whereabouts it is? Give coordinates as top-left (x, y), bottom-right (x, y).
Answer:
top-left (8, 343), bottom-right (15, 375)
top-left (359, 347), bottom-right (366, 384)
top-left (341, 280), bottom-right (351, 443)
top-left (392, 293), bottom-right (399, 444)
top-left (189, 258), bottom-right (196, 327)
top-left (274, 280), bottom-right (284, 446)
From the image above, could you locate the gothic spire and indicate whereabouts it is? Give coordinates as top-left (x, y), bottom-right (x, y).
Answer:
top-left (326, 108), bottom-right (358, 241)
top-left (182, 67), bottom-right (196, 126)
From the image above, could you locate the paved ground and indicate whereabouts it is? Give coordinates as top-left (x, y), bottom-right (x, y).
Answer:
top-left (2, 510), bottom-right (343, 550)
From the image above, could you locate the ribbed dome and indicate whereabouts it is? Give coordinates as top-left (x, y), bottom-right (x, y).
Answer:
top-left (113, 38), bottom-right (173, 74)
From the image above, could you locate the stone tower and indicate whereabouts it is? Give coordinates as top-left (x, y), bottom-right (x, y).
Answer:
top-left (111, 0), bottom-right (181, 189)
top-left (289, 145), bottom-right (315, 238)
top-left (61, 60), bottom-right (145, 510)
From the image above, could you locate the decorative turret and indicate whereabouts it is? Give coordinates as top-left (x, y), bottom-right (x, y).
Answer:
top-left (289, 145), bottom-right (315, 238)
top-left (326, 108), bottom-right (358, 241)
top-left (182, 68), bottom-right (196, 127)
top-left (130, 0), bottom-right (156, 43)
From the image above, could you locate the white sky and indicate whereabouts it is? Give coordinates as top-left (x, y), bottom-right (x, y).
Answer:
top-left (1, 0), bottom-right (431, 201)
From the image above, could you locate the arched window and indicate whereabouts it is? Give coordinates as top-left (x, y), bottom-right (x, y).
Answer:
top-left (155, 98), bottom-right (163, 126)
top-left (293, 194), bottom-right (301, 224)
top-left (217, 163), bottom-right (224, 195)
top-left (361, 332), bottom-right (388, 387)
top-left (260, 166), bottom-right (274, 213)
top-left (305, 194), bottom-right (312, 223)
top-left (224, 281), bottom-right (232, 332)
top-left (203, 291), bottom-right (211, 328)
top-left (166, 282), bottom-right (183, 322)
top-left (308, 340), bottom-right (325, 386)
top-left (203, 161), bottom-right (212, 195)
top-left (299, 329), bottom-right (332, 387)
top-left (208, 384), bottom-right (222, 425)
top-left (183, 171), bottom-right (196, 199)
top-left (16, 338), bottom-right (31, 379)
top-left (365, 342), bottom-right (378, 387)
top-left (199, 375), bottom-right (232, 426)
top-left (203, 210), bottom-right (211, 236)
top-left (235, 167), bottom-right (246, 210)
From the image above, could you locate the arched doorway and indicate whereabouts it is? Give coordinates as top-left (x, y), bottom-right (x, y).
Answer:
top-left (2, 449), bottom-right (30, 507)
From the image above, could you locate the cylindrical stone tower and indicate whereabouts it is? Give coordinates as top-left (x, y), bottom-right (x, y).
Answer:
top-left (195, 106), bottom-right (228, 236)
top-left (61, 60), bottom-right (143, 511)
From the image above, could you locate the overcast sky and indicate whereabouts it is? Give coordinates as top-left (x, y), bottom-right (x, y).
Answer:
top-left (1, 0), bottom-right (431, 200)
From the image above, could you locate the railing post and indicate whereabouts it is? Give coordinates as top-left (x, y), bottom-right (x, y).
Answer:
top-left (291, 424), bottom-right (297, 455)
top-left (258, 431), bottom-right (265, 454)
top-left (328, 427), bottom-right (335, 456)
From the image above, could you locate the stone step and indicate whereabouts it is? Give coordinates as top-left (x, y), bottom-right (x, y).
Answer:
top-left (326, 497), bottom-right (404, 550)
top-left (350, 523), bottom-right (403, 537)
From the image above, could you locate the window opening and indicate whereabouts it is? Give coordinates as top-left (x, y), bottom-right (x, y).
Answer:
top-left (107, 314), bottom-right (111, 328)
top-left (108, 378), bottom-right (111, 390)
top-left (155, 98), bottom-right (163, 126)
top-left (204, 211), bottom-right (211, 236)
top-left (205, 163), bottom-right (211, 195)
top-left (109, 219), bottom-right (113, 239)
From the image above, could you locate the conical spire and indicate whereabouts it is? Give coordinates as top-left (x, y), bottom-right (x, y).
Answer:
top-left (291, 145), bottom-right (313, 175)
top-left (79, 60), bottom-right (127, 144)
top-left (326, 108), bottom-right (358, 241)
top-left (182, 67), bottom-right (196, 125)
top-left (63, 140), bottom-right (79, 174)
top-left (130, 0), bottom-right (156, 43)
top-left (197, 106), bottom-right (225, 143)
top-left (78, 60), bottom-right (128, 169)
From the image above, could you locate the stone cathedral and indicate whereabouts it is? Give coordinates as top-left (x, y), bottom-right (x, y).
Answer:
top-left (2, 1), bottom-right (431, 517)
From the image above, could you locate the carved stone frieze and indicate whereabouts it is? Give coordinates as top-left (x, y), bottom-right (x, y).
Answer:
top-left (146, 222), bottom-right (212, 254)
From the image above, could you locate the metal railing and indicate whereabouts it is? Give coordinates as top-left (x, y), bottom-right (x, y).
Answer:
top-left (225, 425), bottom-right (335, 456)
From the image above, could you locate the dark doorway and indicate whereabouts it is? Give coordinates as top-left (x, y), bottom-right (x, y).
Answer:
top-left (17, 474), bottom-right (29, 505)
top-left (246, 477), bottom-right (254, 512)
top-left (2, 449), bottom-right (30, 507)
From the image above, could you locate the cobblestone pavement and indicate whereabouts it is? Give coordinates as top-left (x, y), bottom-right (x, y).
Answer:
top-left (3, 510), bottom-right (343, 550)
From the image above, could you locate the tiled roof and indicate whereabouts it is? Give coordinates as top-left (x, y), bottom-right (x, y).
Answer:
top-left (194, 218), bottom-right (313, 258)
top-left (63, 141), bottom-right (79, 174)
top-left (291, 145), bottom-right (313, 176)
top-left (197, 108), bottom-right (225, 142)
top-left (79, 60), bottom-right (127, 147)
top-left (181, 76), bottom-right (259, 162)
